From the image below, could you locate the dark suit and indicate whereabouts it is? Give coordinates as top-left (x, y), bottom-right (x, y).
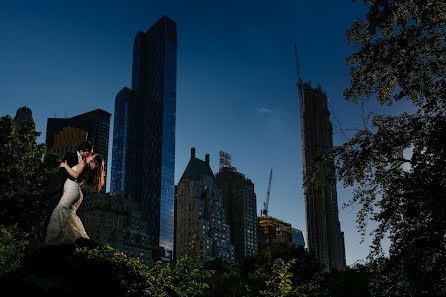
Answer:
top-left (43, 151), bottom-right (80, 241)
top-left (46, 152), bottom-right (78, 195)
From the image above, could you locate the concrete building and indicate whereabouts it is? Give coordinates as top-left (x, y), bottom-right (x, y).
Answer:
top-left (257, 216), bottom-right (293, 249)
top-left (45, 109), bottom-right (111, 190)
top-left (175, 148), bottom-right (235, 262)
top-left (298, 81), bottom-right (346, 271)
top-left (109, 15), bottom-right (177, 254)
top-left (216, 165), bottom-right (257, 262)
top-left (77, 190), bottom-right (157, 269)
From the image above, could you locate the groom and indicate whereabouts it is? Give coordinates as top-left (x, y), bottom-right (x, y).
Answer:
top-left (44, 141), bottom-right (93, 239)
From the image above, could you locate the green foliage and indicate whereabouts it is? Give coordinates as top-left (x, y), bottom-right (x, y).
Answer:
top-left (345, 0), bottom-right (446, 114)
top-left (0, 234), bottom-right (368, 297)
top-left (305, 0), bottom-right (446, 295)
top-left (0, 115), bottom-right (58, 272)
top-left (71, 245), bottom-right (171, 296)
top-left (319, 262), bottom-right (372, 297)
top-left (0, 224), bottom-right (29, 276)
top-left (149, 253), bottom-right (214, 297)
top-left (260, 258), bottom-right (296, 297)
top-left (204, 259), bottom-right (250, 297)
top-left (242, 247), bottom-right (326, 297)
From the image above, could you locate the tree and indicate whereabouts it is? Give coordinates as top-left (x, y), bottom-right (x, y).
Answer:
top-left (149, 253), bottom-right (214, 297)
top-left (204, 259), bottom-right (250, 297)
top-left (0, 115), bottom-right (58, 271)
top-left (0, 224), bottom-right (29, 276)
top-left (242, 246), bottom-right (325, 297)
top-left (0, 244), bottom-right (176, 297)
top-left (306, 0), bottom-right (446, 295)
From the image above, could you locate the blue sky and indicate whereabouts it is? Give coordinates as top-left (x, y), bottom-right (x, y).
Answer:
top-left (0, 0), bottom-right (415, 265)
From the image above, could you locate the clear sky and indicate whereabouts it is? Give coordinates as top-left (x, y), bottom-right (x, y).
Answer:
top-left (0, 0), bottom-right (415, 265)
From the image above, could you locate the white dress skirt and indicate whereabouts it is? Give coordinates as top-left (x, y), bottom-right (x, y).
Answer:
top-left (44, 165), bottom-right (90, 245)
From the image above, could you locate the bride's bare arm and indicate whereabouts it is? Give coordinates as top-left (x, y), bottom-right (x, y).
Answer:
top-left (60, 159), bottom-right (86, 179)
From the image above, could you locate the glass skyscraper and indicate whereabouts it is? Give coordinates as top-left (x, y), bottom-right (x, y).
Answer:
top-left (110, 87), bottom-right (133, 195)
top-left (110, 15), bottom-right (176, 253)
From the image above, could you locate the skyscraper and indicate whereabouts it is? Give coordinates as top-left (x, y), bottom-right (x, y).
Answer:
top-left (175, 148), bottom-right (235, 262)
top-left (110, 87), bottom-right (134, 195)
top-left (298, 81), bottom-right (346, 271)
top-left (216, 165), bottom-right (258, 262)
top-left (110, 15), bottom-right (177, 253)
top-left (46, 109), bottom-right (111, 190)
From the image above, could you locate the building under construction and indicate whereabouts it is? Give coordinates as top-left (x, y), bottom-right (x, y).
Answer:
top-left (296, 47), bottom-right (346, 271)
top-left (257, 216), bottom-right (293, 249)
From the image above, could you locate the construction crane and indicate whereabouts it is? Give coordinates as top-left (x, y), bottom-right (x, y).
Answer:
top-left (294, 43), bottom-right (304, 101)
top-left (295, 43), bottom-right (307, 171)
top-left (262, 168), bottom-right (273, 216)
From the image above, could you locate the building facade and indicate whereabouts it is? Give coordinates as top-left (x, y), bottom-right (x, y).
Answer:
top-left (48, 126), bottom-right (88, 160)
top-left (110, 87), bottom-right (133, 195)
top-left (77, 190), bottom-right (155, 269)
top-left (298, 81), bottom-right (346, 271)
top-left (216, 165), bottom-right (257, 262)
top-left (46, 109), bottom-right (111, 190)
top-left (341, 232), bottom-right (346, 268)
top-left (109, 15), bottom-right (177, 253)
top-left (291, 227), bottom-right (305, 248)
top-left (175, 148), bottom-right (235, 262)
top-left (257, 216), bottom-right (293, 249)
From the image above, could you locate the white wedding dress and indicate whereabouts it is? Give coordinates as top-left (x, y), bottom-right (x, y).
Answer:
top-left (44, 165), bottom-right (90, 245)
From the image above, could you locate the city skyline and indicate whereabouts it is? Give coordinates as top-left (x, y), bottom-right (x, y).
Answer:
top-left (0, 0), bottom-right (416, 265)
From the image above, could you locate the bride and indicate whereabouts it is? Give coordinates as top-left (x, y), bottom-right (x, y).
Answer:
top-left (44, 154), bottom-right (105, 245)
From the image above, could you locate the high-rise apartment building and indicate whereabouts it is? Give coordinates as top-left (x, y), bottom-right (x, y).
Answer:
top-left (175, 148), bottom-right (235, 262)
top-left (77, 190), bottom-right (155, 269)
top-left (110, 15), bottom-right (177, 253)
top-left (46, 109), bottom-right (111, 190)
top-left (216, 165), bottom-right (257, 262)
top-left (298, 81), bottom-right (346, 271)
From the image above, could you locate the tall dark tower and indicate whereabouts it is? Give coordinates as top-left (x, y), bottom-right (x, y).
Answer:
top-left (295, 45), bottom-right (345, 271)
top-left (110, 15), bottom-right (177, 253)
top-left (216, 166), bottom-right (258, 262)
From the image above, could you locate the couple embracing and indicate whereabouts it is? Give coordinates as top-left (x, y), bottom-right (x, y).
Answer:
top-left (44, 141), bottom-right (104, 247)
